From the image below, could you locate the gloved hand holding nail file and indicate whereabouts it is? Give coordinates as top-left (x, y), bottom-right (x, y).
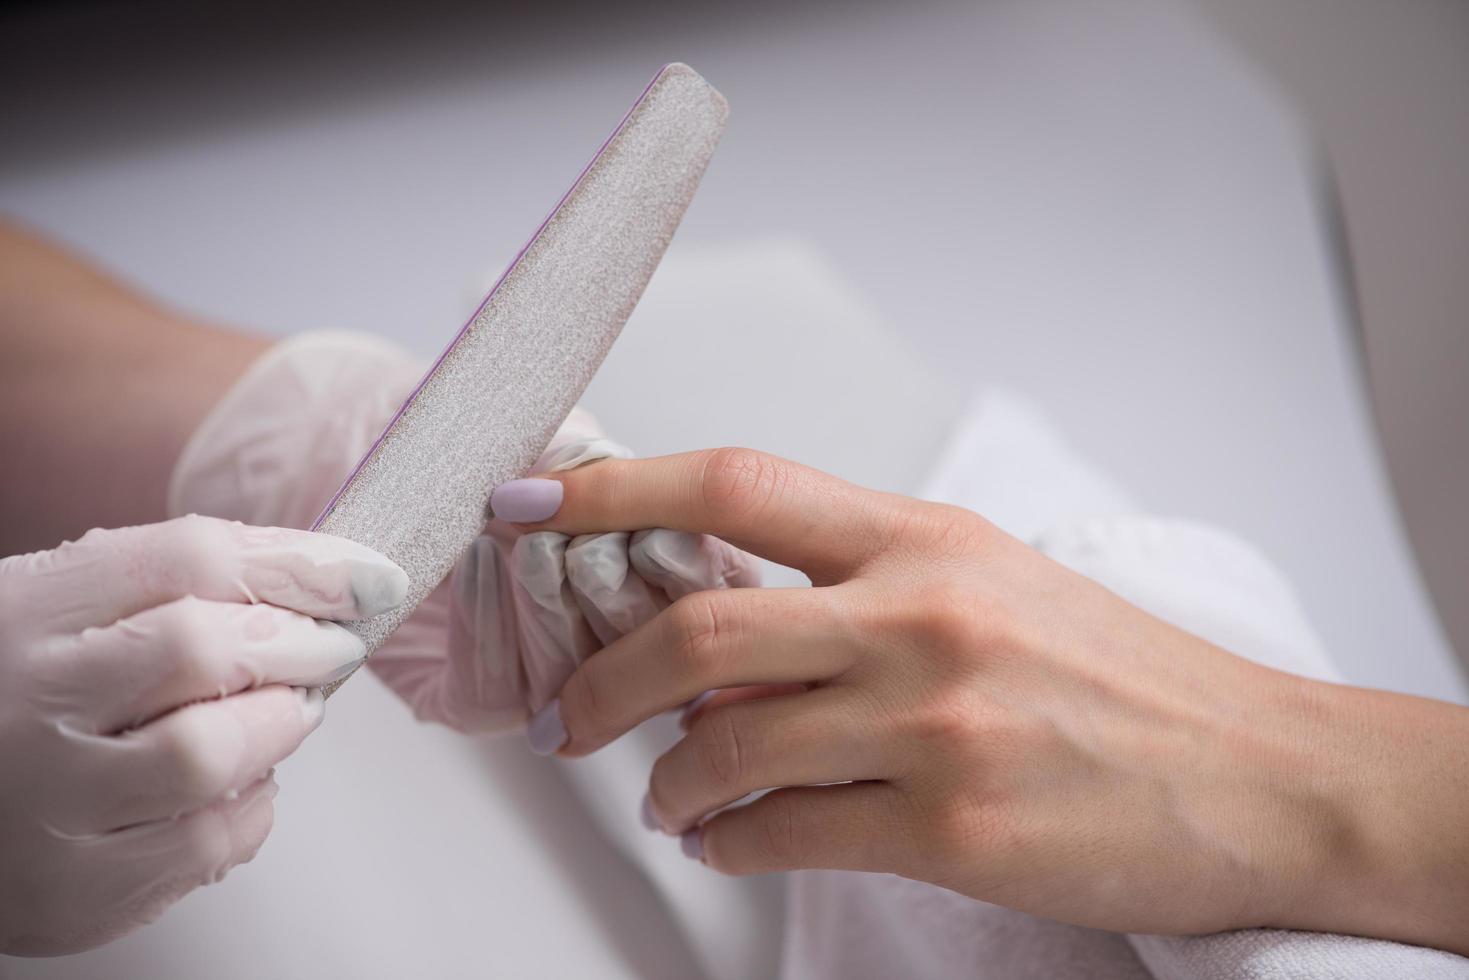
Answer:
top-left (297, 63), bottom-right (730, 697)
top-left (0, 518), bottom-right (408, 955)
top-left (0, 64), bottom-right (733, 958)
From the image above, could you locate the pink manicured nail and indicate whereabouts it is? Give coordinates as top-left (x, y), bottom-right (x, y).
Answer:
top-left (680, 828), bottom-right (703, 861)
top-left (489, 478), bottom-right (564, 523)
top-left (526, 699), bottom-right (567, 755)
top-left (640, 793), bottom-right (660, 832)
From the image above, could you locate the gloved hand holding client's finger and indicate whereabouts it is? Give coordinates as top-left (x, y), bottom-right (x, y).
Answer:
top-left (167, 331), bottom-right (760, 733)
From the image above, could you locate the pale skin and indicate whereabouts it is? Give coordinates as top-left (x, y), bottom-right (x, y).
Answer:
top-left (509, 449), bottom-right (1469, 956)
top-left (0, 220), bottom-right (267, 556)
top-left (4, 219), bottom-right (1468, 955)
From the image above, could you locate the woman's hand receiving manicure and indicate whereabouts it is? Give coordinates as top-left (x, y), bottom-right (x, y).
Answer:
top-left (495, 448), bottom-right (1469, 955)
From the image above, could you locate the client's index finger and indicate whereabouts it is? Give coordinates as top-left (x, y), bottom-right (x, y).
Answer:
top-left (512, 448), bottom-right (886, 581)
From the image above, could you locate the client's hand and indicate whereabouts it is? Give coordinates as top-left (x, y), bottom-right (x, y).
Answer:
top-left (494, 447), bottom-right (1469, 955)
top-left (168, 332), bottom-right (758, 732)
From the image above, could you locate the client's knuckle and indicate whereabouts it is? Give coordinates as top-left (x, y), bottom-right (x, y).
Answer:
top-left (692, 708), bottom-right (750, 793)
top-left (753, 792), bottom-right (805, 867)
top-left (667, 592), bottom-right (738, 681)
top-left (906, 686), bottom-right (986, 748)
top-left (905, 584), bottom-right (1012, 662)
top-left (924, 504), bottom-right (995, 559)
top-left (921, 788), bottom-right (1017, 882)
top-left (697, 447), bottom-right (786, 524)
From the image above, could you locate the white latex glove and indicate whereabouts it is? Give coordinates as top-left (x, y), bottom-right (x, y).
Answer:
top-left (168, 331), bottom-right (760, 733)
top-left (0, 515), bottom-right (408, 956)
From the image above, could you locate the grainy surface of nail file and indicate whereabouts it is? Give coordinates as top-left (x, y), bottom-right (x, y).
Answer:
top-left (312, 63), bottom-right (727, 695)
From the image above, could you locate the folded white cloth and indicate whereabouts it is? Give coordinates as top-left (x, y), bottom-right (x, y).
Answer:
top-left (783, 390), bottom-right (1469, 980)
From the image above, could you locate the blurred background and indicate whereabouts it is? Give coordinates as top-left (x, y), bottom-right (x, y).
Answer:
top-left (1198, 0), bottom-right (1469, 697)
top-left (3, 0), bottom-right (1462, 685)
top-left (0, 1), bottom-right (1465, 975)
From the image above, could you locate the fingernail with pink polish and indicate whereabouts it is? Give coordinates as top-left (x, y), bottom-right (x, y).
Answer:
top-left (526, 699), bottom-right (568, 755)
top-left (680, 828), bottom-right (703, 861)
top-left (489, 479), bottom-right (563, 523)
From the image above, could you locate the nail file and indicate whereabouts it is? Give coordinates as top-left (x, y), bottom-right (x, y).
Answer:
top-left (311, 63), bottom-right (728, 695)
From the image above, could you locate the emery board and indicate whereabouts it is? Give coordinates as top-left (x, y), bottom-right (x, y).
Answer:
top-left (311, 63), bottom-right (728, 695)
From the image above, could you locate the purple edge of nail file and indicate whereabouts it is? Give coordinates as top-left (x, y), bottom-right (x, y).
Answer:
top-left (311, 63), bottom-right (728, 697)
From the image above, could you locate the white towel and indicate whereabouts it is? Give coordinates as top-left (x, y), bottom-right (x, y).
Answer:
top-left (782, 390), bottom-right (1469, 980)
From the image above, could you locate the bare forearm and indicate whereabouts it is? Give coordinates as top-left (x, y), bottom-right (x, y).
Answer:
top-left (1299, 678), bottom-right (1469, 954)
top-left (0, 220), bottom-right (268, 555)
